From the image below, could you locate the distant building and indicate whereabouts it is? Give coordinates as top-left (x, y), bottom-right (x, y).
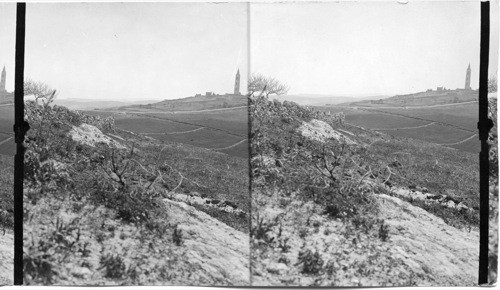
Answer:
top-left (0, 66), bottom-right (6, 93)
top-left (465, 63), bottom-right (472, 90)
top-left (437, 87), bottom-right (444, 91)
top-left (0, 65), bottom-right (13, 103)
top-left (234, 69), bottom-right (241, 95)
top-left (205, 92), bottom-right (215, 96)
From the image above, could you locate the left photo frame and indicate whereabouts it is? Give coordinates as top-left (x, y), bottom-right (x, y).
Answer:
top-left (0, 2), bottom-right (15, 286)
top-left (18, 2), bottom-right (250, 285)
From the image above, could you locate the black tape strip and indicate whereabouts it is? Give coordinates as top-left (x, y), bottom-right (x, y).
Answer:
top-left (478, 1), bottom-right (492, 285)
top-left (13, 2), bottom-right (26, 286)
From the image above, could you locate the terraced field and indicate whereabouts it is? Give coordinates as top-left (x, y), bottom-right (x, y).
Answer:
top-left (0, 105), bottom-right (14, 157)
top-left (87, 106), bottom-right (249, 158)
top-left (115, 116), bottom-right (199, 133)
top-left (146, 129), bottom-right (243, 149)
top-left (374, 102), bottom-right (478, 131)
top-left (316, 101), bottom-right (479, 153)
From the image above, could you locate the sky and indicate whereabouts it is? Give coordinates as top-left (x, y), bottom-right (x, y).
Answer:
top-left (0, 3), bottom-right (16, 93)
top-left (0, 2), bottom-right (498, 100)
top-left (251, 1), bottom-right (499, 96)
top-left (23, 3), bottom-right (248, 101)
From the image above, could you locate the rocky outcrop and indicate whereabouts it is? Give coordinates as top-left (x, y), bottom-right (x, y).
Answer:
top-left (377, 194), bottom-right (478, 286)
top-left (163, 199), bottom-right (250, 285)
top-left (0, 230), bottom-right (13, 285)
top-left (167, 192), bottom-right (245, 215)
top-left (69, 124), bottom-right (126, 149)
top-left (299, 119), bottom-right (355, 144)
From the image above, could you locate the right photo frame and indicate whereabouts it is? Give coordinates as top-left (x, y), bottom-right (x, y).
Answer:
top-left (248, 0), bottom-right (498, 286)
top-left (0, 0), bottom-right (498, 287)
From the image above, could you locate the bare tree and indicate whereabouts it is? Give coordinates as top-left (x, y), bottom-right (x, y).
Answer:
top-left (248, 73), bottom-right (289, 97)
top-left (24, 79), bottom-right (57, 104)
top-left (489, 76), bottom-right (497, 93)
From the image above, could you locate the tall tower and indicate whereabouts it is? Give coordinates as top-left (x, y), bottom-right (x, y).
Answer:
top-left (465, 63), bottom-right (471, 90)
top-left (0, 66), bottom-right (6, 93)
top-left (234, 69), bottom-right (241, 95)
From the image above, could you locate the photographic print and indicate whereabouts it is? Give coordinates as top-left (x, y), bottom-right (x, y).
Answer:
top-left (22, 3), bottom-right (249, 285)
top-left (0, 0), bottom-right (496, 286)
top-left (249, 1), bottom-right (498, 286)
top-left (0, 2), bottom-right (15, 286)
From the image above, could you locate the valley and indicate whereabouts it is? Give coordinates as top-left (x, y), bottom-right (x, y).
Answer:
top-left (85, 94), bottom-right (249, 159)
top-left (314, 90), bottom-right (485, 153)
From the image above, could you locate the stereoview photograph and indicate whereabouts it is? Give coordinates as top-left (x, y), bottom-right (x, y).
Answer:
top-left (21, 3), bottom-right (249, 285)
top-left (248, 1), bottom-right (498, 286)
top-left (0, 0), bottom-right (497, 287)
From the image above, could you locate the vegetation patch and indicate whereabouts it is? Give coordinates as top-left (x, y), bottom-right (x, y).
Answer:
top-left (249, 78), bottom-right (480, 286)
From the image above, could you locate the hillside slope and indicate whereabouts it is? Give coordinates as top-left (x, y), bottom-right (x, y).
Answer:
top-left (121, 93), bottom-right (246, 112)
top-left (23, 100), bottom-right (249, 285)
top-left (249, 95), bottom-right (479, 286)
top-left (0, 230), bottom-right (13, 285)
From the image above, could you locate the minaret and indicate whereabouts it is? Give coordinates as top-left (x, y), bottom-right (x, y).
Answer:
top-left (0, 66), bottom-right (6, 93)
top-left (465, 63), bottom-right (471, 90)
top-left (234, 69), bottom-right (241, 95)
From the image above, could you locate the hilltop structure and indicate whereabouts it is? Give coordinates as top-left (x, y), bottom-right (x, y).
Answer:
top-left (0, 66), bottom-right (13, 103)
top-left (0, 66), bottom-right (6, 93)
top-left (192, 68), bottom-right (242, 97)
top-left (465, 63), bottom-right (472, 90)
top-left (234, 69), bottom-right (241, 95)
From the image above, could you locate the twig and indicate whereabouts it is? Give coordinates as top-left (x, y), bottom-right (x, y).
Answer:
top-left (130, 158), bottom-right (154, 175)
top-left (383, 165), bottom-right (392, 184)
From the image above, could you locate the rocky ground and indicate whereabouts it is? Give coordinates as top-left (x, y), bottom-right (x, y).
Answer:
top-left (378, 194), bottom-right (478, 285)
top-left (163, 198), bottom-right (249, 285)
top-left (251, 188), bottom-right (478, 286)
top-left (249, 93), bottom-right (482, 286)
top-left (0, 230), bottom-right (13, 285)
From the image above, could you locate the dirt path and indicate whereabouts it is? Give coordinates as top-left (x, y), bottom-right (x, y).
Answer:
top-left (372, 122), bottom-right (436, 131)
top-left (132, 113), bottom-right (245, 138)
top-left (0, 137), bottom-right (13, 147)
top-left (0, 230), bottom-right (13, 285)
top-left (353, 107), bottom-right (475, 133)
top-left (438, 134), bottom-right (477, 146)
top-left (141, 127), bottom-right (206, 135)
top-left (213, 139), bottom-right (247, 151)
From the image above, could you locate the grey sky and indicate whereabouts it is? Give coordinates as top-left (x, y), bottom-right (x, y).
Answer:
top-left (0, 3), bottom-right (16, 93)
top-left (251, 1), bottom-right (499, 96)
top-left (0, 2), bottom-right (498, 100)
top-left (24, 3), bottom-right (248, 101)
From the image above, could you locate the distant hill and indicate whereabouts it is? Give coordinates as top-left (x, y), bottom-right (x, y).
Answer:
top-left (123, 93), bottom-right (247, 112)
top-left (52, 98), bottom-right (160, 110)
top-left (0, 92), bottom-right (13, 105)
top-left (271, 94), bottom-right (385, 106)
top-left (347, 89), bottom-right (478, 108)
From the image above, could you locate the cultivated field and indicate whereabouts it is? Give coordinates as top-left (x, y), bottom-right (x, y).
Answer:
top-left (87, 106), bottom-right (249, 158)
top-left (316, 101), bottom-right (479, 153)
top-left (0, 105), bottom-right (14, 157)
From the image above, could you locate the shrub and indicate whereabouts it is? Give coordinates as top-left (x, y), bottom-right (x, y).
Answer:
top-left (296, 248), bottom-right (324, 275)
top-left (172, 224), bottom-right (183, 246)
top-left (378, 220), bottom-right (390, 242)
top-left (100, 253), bottom-right (126, 279)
